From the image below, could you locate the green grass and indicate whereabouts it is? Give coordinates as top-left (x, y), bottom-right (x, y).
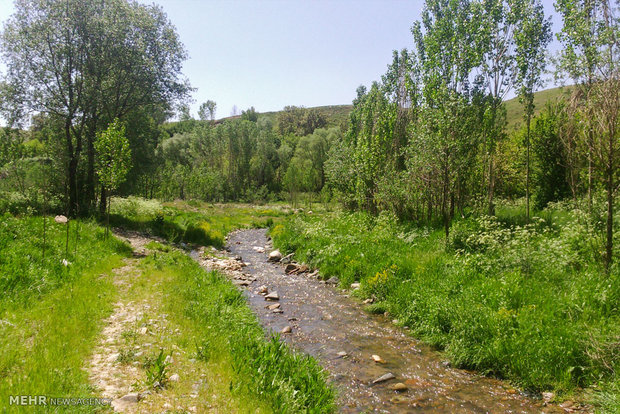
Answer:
top-left (108, 196), bottom-right (287, 247)
top-left (271, 204), bottom-right (619, 410)
top-left (0, 206), bottom-right (336, 412)
top-left (505, 85), bottom-right (574, 131)
top-left (0, 214), bottom-right (131, 412)
top-left (142, 241), bottom-right (337, 413)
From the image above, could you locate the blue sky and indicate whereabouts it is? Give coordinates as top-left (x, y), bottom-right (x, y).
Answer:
top-left (0, 0), bottom-right (564, 120)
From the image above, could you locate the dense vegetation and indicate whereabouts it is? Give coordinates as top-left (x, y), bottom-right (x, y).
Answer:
top-left (1, 0), bottom-right (619, 411)
top-left (272, 202), bottom-right (619, 409)
top-left (0, 204), bottom-right (335, 412)
top-left (0, 215), bottom-right (130, 409)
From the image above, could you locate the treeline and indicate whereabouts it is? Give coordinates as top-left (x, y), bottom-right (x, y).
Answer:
top-left (150, 106), bottom-right (340, 203)
top-left (0, 0), bottom-right (189, 216)
top-left (326, 0), bottom-right (620, 270)
top-left (1, 0), bottom-right (619, 268)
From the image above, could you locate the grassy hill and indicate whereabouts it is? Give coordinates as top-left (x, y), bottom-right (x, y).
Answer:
top-left (165, 86), bottom-right (572, 137)
top-left (504, 85), bottom-right (574, 131)
top-left (226, 104), bottom-right (353, 129)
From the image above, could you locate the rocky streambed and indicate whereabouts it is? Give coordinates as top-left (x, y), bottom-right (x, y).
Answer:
top-left (193, 228), bottom-right (576, 413)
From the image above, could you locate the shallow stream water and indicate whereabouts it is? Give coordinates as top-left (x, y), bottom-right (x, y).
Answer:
top-left (201, 228), bottom-right (566, 413)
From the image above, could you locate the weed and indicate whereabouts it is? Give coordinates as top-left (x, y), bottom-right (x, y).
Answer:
top-left (144, 349), bottom-right (169, 389)
top-left (271, 207), bottom-right (619, 406)
top-left (121, 329), bottom-right (138, 343)
top-left (117, 348), bottom-right (137, 364)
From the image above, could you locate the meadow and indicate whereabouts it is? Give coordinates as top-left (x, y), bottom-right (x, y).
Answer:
top-left (0, 201), bottom-right (335, 413)
top-left (271, 199), bottom-right (620, 411)
top-left (108, 196), bottom-right (286, 247)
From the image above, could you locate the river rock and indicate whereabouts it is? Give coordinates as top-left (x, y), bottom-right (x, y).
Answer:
top-left (389, 383), bottom-right (408, 392)
top-left (267, 303), bottom-right (280, 310)
top-left (285, 264), bottom-right (299, 274)
top-left (326, 276), bottom-right (340, 285)
top-left (281, 326), bottom-right (292, 334)
top-left (272, 309), bottom-right (283, 313)
top-left (113, 393), bottom-right (140, 410)
top-left (363, 298), bottom-right (374, 304)
top-left (337, 351), bottom-right (348, 358)
top-left (372, 373), bottom-right (395, 384)
top-left (258, 285), bottom-right (268, 294)
top-left (372, 354), bottom-right (386, 364)
top-left (351, 282), bottom-right (361, 289)
top-left (268, 250), bottom-right (282, 262)
top-left (265, 291), bottom-right (279, 300)
top-left (280, 253), bottom-right (294, 264)
top-left (169, 373), bottom-right (180, 382)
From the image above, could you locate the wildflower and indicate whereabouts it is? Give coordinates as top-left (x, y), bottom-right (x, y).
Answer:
top-left (61, 259), bottom-right (71, 266)
top-left (54, 215), bottom-right (68, 224)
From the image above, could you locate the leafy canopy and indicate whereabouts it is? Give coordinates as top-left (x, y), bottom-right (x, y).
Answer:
top-left (95, 119), bottom-right (132, 192)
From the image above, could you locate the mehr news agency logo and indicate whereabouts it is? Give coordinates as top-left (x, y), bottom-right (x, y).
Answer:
top-left (9, 395), bottom-right (112, 407)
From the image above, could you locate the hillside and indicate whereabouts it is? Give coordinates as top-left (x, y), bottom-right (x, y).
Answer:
top-left (220, 86), bottom-right (572, 132)
top-left (504, 85), bottom-right (575, 131)
top-left (218, 104), bottom-right (353, 129)
top-left (163, 86), bottom-right (572, 137)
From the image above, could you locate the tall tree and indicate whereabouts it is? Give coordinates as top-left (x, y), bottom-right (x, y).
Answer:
top-left (94, 119), bottom-right (131, 236)
top-left (555, 0), bottom-right (601, 212)
top-left (198, 100), bottom-right (217, 122)
top-left (479, 0), bottom-right (517, 215)
top-left (513, 0), bottom-right (552, 220)
top-left (0, 0), bottom-right (190, 216)
top-left (412, 0), bottom-right (483, 238)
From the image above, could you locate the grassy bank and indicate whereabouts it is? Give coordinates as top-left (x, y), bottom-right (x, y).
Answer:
top-left (0, 214), bottom-right (131, 411)
top-left (140, 241), bottom-right (336, 412)
top-left (0, 203), bottom-right (336, 412)
top-left (271, 203), bottom-right (619, 410)
top-left (108, 196), bottom-right (286, 247)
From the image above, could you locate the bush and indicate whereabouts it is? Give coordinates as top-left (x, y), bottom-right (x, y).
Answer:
top-left (271, 208), bottom-right (619, 399)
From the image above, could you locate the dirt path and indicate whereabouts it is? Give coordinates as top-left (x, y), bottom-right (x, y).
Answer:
top-left (203, 228), bottom-right (577, 414)
top-left (87, 232), bottom-right (206, 413)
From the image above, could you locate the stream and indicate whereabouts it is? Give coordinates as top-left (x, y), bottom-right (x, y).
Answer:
top-left (197, 228), bottom-right (566, 413)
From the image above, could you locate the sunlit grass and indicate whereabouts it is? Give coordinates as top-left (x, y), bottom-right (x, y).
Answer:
top-left (141, 241), bottom-right (336, 412)
top-left (0, 215), bottom-right (130, 412)
top-left (271, 205), bottom-right (619, 409)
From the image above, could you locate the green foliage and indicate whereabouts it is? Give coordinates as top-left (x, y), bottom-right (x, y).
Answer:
top-left (0, 0), bottom-right (190, 215)
top-left (0, 214), bottom-right (130, 304)
top-left (147, 246), bottom-right (336, 412)
top-left (108, 197), bottom-right (285, 247)
top-left (0, 215), bottom-right (129, 407)
top-left (277, 106), bottom-right (327, 136)
top-left (271, 207), bottom-right (619, 399)
top-left (144, 349), bottom-right (170, 389)
top-left (531, 102), bottom-right (572, 209)
top-left (241, 106), bottom-right (259, 122)
top-left (95, 119), bottom-right (132, 192)
top-left (230, 335), bottom-right (336, 413)
top-left (198, 100), bottom-right (217, 122)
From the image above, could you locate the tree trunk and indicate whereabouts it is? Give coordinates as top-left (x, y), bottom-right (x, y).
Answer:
top-left (86, 131), bottom-right (96, 213)
top-left (526, 115), bottom-right (531, 221)
top-left (488, 154), bottom-right (495, 216)
top-left (588, 128), bottom-right (594, 215)
top-left (442, 162), bottom-right (450, 240)
top-left (100, 186), bottom-right (107, 217)
top-left (605, 139), bottom-right (614, 272)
